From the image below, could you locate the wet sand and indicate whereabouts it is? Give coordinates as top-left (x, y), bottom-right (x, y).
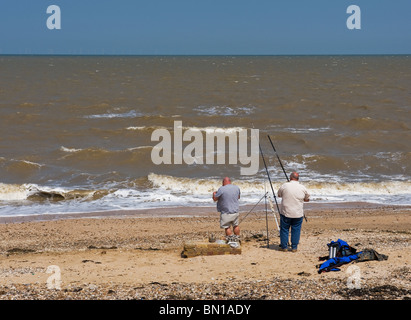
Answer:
top-left (0, 203), bottom-right (410, 300)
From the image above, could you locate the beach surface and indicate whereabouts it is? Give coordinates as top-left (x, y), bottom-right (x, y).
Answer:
top-left (0, 203), bottom-right (410, 300)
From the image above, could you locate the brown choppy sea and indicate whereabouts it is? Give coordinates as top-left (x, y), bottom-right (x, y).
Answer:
top-left (0, 55), bottom-right (410, 217)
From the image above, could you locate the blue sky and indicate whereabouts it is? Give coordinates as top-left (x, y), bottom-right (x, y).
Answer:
top-left (1, 0), bottom-right (410, 55)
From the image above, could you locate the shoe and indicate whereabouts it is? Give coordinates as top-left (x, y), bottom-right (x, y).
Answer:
top-left (228, 241), bottom-right (240, 248)
top-left (225, 235), bottom-right (235, 243)
top-left (291, 249), bottom-right (298, 253)
top-left (226, 235), bottom-right (241, 244)
top-left (279, 248), bottom-right (288, 252)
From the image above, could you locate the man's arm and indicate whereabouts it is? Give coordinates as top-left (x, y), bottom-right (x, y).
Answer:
top-left (277, 185), bottom-right (283, 198)
top-left (213, 191), bottom-right (219, 202)
top-left (304, 191), bottom-right (310, 202)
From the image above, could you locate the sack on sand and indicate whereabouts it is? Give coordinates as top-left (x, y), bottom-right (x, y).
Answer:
top-left (356, 248), bottom-right (388, 262)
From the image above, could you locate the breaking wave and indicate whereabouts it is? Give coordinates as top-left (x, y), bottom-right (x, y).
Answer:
top-left (0, 174), bottom-right (410, 217)
top-left (0, 183), bottom-right (107, 202)
top-left (148, 173), bottom-right (411, 199)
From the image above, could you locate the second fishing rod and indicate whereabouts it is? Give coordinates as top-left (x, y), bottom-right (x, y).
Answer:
top-left (267, 135), bottom-right (308, 222)
top-left (258, 142), bottom-right (282, 247)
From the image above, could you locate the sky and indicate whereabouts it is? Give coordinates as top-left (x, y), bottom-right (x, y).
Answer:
top-left (0, 0), bottom-right (410, 55)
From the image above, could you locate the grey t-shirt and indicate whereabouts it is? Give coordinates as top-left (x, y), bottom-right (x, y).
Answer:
top-left (215, 184), bottom-right (240, 214)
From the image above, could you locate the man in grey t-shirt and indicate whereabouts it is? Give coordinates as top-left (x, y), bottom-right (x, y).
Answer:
top-left (212, 177), bottom-right (241, 241)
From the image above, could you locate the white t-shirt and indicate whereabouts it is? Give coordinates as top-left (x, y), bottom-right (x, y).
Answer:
top-left (277, 180), bottom-right (310, 218)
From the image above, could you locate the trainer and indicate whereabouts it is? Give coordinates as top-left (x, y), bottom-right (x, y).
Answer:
top-left (277, 172), bottom-right (310, 252)
top-left (212, 177), bottom-right (241, 242)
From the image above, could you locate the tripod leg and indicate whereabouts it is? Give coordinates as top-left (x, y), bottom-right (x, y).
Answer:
top-left (265, 191), bottom-right (269, 249)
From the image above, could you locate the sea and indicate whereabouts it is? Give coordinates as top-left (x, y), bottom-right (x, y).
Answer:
top-left (0, 55), bottom-right (410, 218)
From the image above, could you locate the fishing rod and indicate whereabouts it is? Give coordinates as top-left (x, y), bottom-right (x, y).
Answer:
top-left (258, 143), bottom-right (282, 247)
top-left (251, 125), bottom-right (281, 246)
top-left (267, 134), bottom-right (308, 222)
top-left (264, 182), bottom-right (269, 248)
top-left (259, 143), bottom-right (281, 216)
top-left (267, 135), bottom-right (289, 182)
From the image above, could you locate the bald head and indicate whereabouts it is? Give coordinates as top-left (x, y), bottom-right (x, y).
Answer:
top-left (290, 172), bottom-right (299, 181)
top-left (222, 177), bottom-right (231, 186)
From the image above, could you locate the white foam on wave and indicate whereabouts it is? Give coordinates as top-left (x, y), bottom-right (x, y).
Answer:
top-left (60, 146), bottom-right (83, 153)
top-left (287, 127), bottom-right (331, 134)
top-left (126, 125), bottom-right (170, 131)
top-left (126, 126), bottom-right (146, 130)
top-left (109, 188), bottom-right (189, 204)
top-left (0, 183), bottom-right (31, 201)
top-left (182, 126), bottom-right (247, 134)
top-left (0, 183), bottom-right (95, 202)
top-left (194, 105), bottom-right (256, 117)
top-left (20, 160), bottom-right (44, 168)
top-left (148, 173), bottom-right (411, 194)
top-left (0, 158), bottom-right (45, 168)
top-left (127, 146), bottom-right (153, 151)
top-left (269, 125), bottom-right (331, 134)
top-left (84, 110), bottom-right (140, 119)
top-left (146, 173), bottom-right (411, 204)
top-left (126, 125), bottom-right (247, 134)
top-left (147, 173), bottom-right (266, 196)
top-left (306, 180), bottom-right (411, 196)
top-left (1, 174), bottom-right (409, 217)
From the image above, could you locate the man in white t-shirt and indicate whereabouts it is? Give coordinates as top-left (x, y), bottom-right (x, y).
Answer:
top-left (277, 172), bottom-right (310, 252)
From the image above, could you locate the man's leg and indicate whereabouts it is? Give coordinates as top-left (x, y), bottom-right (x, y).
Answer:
top-left (232, 212), bottom-right (240, 236)
top-left (290, 217), bottom-right (304, 251)
top-left (279, 214), bottom-right (290, 250)
top-left (233, 225), bottom-right (240, 236)
top-left (222, 213), bottom-right (240, 241)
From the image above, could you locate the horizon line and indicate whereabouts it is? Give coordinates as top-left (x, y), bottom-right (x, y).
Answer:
top-left (1, 53), bottom-right (410, 57)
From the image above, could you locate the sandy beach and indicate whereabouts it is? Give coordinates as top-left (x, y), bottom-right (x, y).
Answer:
top-left (0, 203), bottom-right (410, 300)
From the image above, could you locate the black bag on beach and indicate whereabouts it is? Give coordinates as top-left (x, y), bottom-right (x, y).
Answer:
top-left (319, 239), bottom-right (357, 261)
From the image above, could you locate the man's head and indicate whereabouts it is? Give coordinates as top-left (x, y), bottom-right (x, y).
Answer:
top-left (290, 172), bottom-right (299, 181)
top-left (222, 177), bottom-right (231, 186)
